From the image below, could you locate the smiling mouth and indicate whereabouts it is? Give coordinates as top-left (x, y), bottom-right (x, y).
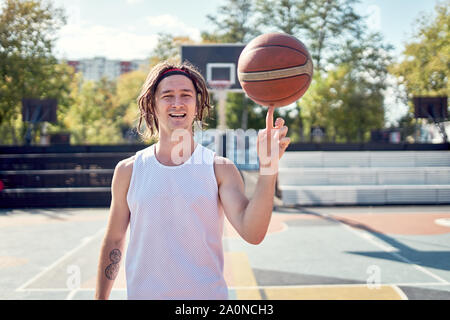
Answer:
top-left (169, 114), bottom-right (187, 119)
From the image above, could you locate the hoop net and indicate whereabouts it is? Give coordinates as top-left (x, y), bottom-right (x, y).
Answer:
top-left (208, 80), bottom-right (232, 92)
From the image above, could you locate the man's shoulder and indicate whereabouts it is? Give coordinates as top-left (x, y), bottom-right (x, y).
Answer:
top-left (213, 155), bottom-right (239, 185)
top-left (115, 155), bottom-right (136, 178)
top-left (213, 155), bottom-right (235, 167)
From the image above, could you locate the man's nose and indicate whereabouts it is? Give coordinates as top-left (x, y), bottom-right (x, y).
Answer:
top-left (173, 95), bottom-right (184, 106)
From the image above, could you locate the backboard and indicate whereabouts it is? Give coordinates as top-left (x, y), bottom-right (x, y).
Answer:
top-left (413, 96), bottom-right (448, 121)
top-left (22, 98), bottom-right (57, 123)
top-left (181, 44), bottom-right (245, 92)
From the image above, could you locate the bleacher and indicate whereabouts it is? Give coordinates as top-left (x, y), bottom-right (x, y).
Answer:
top-left (0, 146), bottom-right (142, 208)
top-left (2, 143), bottom-right (449, 208)
top-left (0, 137), bottom-right (248, 208)
top-left (278, 151), bottom-right (450, 206)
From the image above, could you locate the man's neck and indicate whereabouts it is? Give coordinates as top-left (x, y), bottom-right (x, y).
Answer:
top-left (155, 130), bottom-right (197, 166)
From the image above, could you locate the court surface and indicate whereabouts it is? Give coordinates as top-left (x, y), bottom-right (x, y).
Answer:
top-left (1, 174), bottom-right (450, 300)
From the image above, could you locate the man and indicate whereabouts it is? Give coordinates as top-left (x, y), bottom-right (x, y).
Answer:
top-left (95, 61), bottom-right (290, 300)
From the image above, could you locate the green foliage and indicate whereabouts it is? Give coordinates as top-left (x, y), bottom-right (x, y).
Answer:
top-left (149, 33), bottom-right (196, 66)
top-left (202, 0), bottom-right (260, 43)
top-left (390, 1), bottom-right (449, 97)
top-left (204, 93), bottom-right (219, 129)
top-left (387, 2), bottom-right (449, 143)
top-left (225, 92), bottom-right (282, 130)
top-left (300, 65), bottom-right (385, 143)
top-left (59, 78), bottom-right (123, 144)
top-left (0, 0), bottom-right (71, 145)
top-left (304, 0), bottom-right (362, 72)
top-left (254, 0), bottom-right (309, 35)
top-left (117, 70), bottom-right (147, 126)
top-left (396, 112), bottom-right (417, 143)
top-left (255, 0), bottom-right (363, 71)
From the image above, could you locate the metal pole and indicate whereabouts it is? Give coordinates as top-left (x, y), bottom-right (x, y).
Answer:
top-left (216, 89), bottom-right (227, 131)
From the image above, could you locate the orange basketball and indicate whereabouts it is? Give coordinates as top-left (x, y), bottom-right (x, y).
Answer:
top-left (237, 32), bottom-right (313, 107)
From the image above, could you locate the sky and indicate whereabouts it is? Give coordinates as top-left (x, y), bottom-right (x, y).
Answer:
top-left (51, 0), bottom-right (442, 61)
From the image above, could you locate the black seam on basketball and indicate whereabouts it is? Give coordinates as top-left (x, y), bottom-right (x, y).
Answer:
top-left (245, 76), bottom-right (311, 103)
top-left (244, 44), bottom-right (308, 58)
top-left (241, 73), bottom-right (309, 83)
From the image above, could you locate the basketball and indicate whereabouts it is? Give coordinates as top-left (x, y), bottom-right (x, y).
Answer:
top-left (237, 32), bottom-right (313, 107)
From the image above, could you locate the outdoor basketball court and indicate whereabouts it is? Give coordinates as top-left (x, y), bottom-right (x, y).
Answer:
top-left (1, 171), bottom-right (449, 300)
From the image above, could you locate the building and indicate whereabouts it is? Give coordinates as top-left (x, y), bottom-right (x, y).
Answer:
top-left (66, 57), bottom-right (148, 81)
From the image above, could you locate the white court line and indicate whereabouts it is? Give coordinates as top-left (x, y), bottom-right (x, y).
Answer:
top-left (228, 282), bottom-right (450, 290)
top-left (320, 213), bottom-right (449, 285)
top-left (65, 288), bottom-right (80, 300)
top-left (16, 283), bottom-right (450, 300)
top-left (393, 285), bottom-right (409, 300)
top-left (15, 227), bottom-right (106, 292)
top-left (20, 281), bottom-right (450, 292)
top-left (65, 229), bottom-right (130, 300)
top-left (18, 288), bottom-right (71, 292)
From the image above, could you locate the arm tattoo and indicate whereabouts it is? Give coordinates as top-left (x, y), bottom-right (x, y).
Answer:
top-left (105, 249), bottom-right (121, 280)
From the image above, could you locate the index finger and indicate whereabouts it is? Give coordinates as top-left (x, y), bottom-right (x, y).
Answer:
top-left (266, 105), bottom-right (275, 130)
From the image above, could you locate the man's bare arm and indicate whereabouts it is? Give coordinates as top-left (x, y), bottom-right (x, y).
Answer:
top-left (217, 110), bottom-right (290, 245)
top-left (95, 157), bottom-right (133, 300)
top-left (217, 158), bottom-right (276, 245)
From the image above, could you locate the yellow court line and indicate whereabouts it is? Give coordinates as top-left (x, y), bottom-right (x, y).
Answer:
top-left (263, 285), bottom-right (405, 300)
top-left (224, 252), bottom-right (261, 300)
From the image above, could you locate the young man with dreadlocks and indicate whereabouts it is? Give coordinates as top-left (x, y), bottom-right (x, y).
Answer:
top-left (95, 61), bottom-right (290, 300)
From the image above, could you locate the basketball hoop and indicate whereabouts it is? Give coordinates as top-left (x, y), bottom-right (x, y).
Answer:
top-left (208, 80), bottom-right (232, 92)
top-left (21, 98), bottom-right (58, 146)
top-left (209, 80), bottom-right (232, 130)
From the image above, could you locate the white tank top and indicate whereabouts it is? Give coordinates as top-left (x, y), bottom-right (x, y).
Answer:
top-left (125, 143), bottom-right (228, 300)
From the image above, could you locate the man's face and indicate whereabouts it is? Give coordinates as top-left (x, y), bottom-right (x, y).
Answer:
top-left (154, 74), bottom-right (197, 135)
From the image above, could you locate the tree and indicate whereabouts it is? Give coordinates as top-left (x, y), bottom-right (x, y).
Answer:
top-left (300, 64), bottom-right (385, 143)
top-left (116, 70), bottom-right (149, 143)
top-left (255, 0), bottom-right (363, 71)
top-left (149, 33), bottom-right (196, 66)
top-left (396, 112), bottom-right (417, 143)
top-left (202, 0), bottom-right (259, 43)
top-left (390, 1), bottom-right (449, 97)
top-left (225, 92), bottom-right (282, 130)
top-left (388, 1), bottom-right (449, 143)
top-left (61, 78), bottom-right (124, 145)
top-left (0, 0), bottom-right (70, 144)
top-left (254, 0), bottom-right (310, 37)
top-left (47, 70), bottom-right (147, 145)
top-left (305, 0), bottom-right (362, 71)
